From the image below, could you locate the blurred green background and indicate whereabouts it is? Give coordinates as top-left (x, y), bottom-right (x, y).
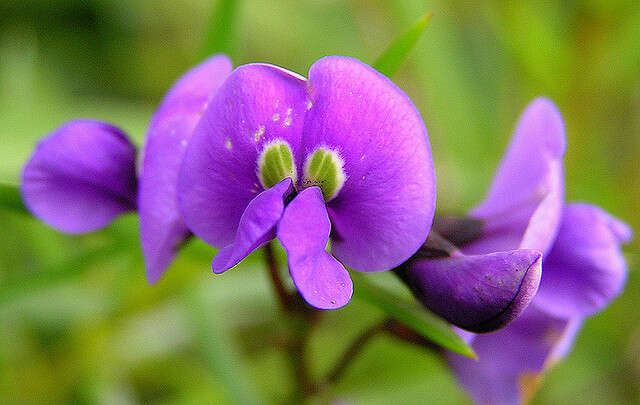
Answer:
top-left (1, 0), bottom-right (639, 404)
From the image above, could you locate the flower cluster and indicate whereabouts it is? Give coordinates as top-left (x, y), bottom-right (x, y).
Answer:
top-left (21, 54), bottom-right (631, 404)
top-left (22, 54), bottom-right (439, 309)
top-left (399, 99), bottom-right (631, 404)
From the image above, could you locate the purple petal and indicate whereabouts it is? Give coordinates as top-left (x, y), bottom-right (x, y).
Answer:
top-left (212, 178), bottom-right (294, 274)
top-left (534, 203), bottom-right (631, 318)
top-left (401, 250), bottom-right (542, 333)
top-left (467, 98), bottom-right (565, 256)
top-left (548, 317), bottom-right (583, 364)
top-left (139, 54), bottom-right (232, 283)
top-left (21, 120), bottom-right (136, 233)
top-left (448, 307), bottom-right (579, 405)
top-left (304, 56), bottom-right (436, 271)
top-left (277, 187), bottom-right (353, 310)
top-left (178, 64), bottom-right (310, 248)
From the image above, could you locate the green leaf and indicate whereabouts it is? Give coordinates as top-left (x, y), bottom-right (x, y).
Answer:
top-left (201, 0), bottom-right (241, 59)
top-left (373, 12), bottom-right (433, 77)
top-left (626, 252), bottom-right (639, 271)
top-left (351, 272), bottom-right (477, 358)
top-left (185, 289), bottom-right (262, 405)
top-left (0, 183), bottom-right (28, 214)
top-left (0, 243), bottom-right (124, 305)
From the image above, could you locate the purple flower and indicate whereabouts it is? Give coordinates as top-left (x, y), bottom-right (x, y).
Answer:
top-left (440, 98), bottom-right (632, 405)
top-left (399, 248), bottom-right (543, 333)
top-left (464, 98), bottom-right (565, 257)
top-left (177, 56), bottom-right (436, 309)
top-left (533, 203), bottom-right (631, 319)
top-left (21, 120), bottom-right (137, 233)
top-left (21, 54), bottom-right (233, 282)
top-left (139, 55), bottom-right (232, 282)
top-left (397, 97), bottom-right (568, 333)
top-left (449, 306), bottom-right (583, 405)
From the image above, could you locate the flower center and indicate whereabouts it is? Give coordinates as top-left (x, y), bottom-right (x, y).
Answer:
top-left (302, 147), bottom-right (346, 201)
top-left (257, 140), bottom-right (297, 189)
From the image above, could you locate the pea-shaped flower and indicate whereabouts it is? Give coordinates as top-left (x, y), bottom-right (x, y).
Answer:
top-left (448, 203), bottom-right (631, 405)
top-left (21, 120), bottom-right (138, 233)
top-left (397, 98), bottom-right (566, 332)
top-left (21, 55), bottom-right (233, 282)
top-left (138, 55), bottom-right (232, 282)
top-left (438, 99), bottom-right (632, 405)
top-left (177, 57), bottom-right (436, 309)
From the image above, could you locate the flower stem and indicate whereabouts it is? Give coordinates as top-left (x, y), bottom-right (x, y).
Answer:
top-left (287, 323), bottom-right (317, 403)
top-left (263, 241), bottom-right (292, 310)
top-left (323, 318), bottom-right (441, 389)
top-left (262, 241), bottom-right (319, 402)
top-left (325, 320), bottom-right (387, 386)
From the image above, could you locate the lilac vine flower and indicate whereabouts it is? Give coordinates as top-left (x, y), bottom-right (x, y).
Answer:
top-left (21, 120), bottom-right (138, 233)
top-left (138, 55), bottom-right (232, 282)
top-left (398, 247), bottom-right (543, 333)
top-left (416, 98), bottom-right (632, 405)
top-left (21, 54), bottom-right (233, 282)
top-left (177, 56), bottom-right (436, 309)
top-left (395, 97), bottom-right (569, 333)
top-left (448, 202), bottom-right (631, 405)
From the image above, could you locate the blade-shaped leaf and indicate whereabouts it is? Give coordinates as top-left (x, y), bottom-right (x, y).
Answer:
top-left (185, 288), bottom-right (262, 405)
top-left (202, 0), bottom-right (241, 58)
top-left (373, 12), bottom-right (433, 77)
top-left (351, 272), bottom-right (477, 358)
top-left (0, 244), bottom-right (121, 305)
top-left (0, 183), bottom-right (28, 214)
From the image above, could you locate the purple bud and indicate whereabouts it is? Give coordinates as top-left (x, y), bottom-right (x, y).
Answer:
top-left (399, 249), bottom-right (542, 333)
top-left (21, 120), bottom-right (137, 233)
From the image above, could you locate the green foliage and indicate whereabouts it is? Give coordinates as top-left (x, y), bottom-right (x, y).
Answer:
top-left (373, 12), bottom-right (433, 77)
top-left (0, 183), bottom-right (27, 214)
top-left (202, 0), bottom-right (241, 59)
top-left (185, 289), bottom-right (262, 405)
top-left (351, 273), bottom-right (476, 358)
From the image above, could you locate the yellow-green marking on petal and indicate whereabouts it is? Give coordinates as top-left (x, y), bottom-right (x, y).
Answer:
top-left (302, 147), bottom-right (346, 201)
top-left (257, 139), bottom-right (297, 189)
